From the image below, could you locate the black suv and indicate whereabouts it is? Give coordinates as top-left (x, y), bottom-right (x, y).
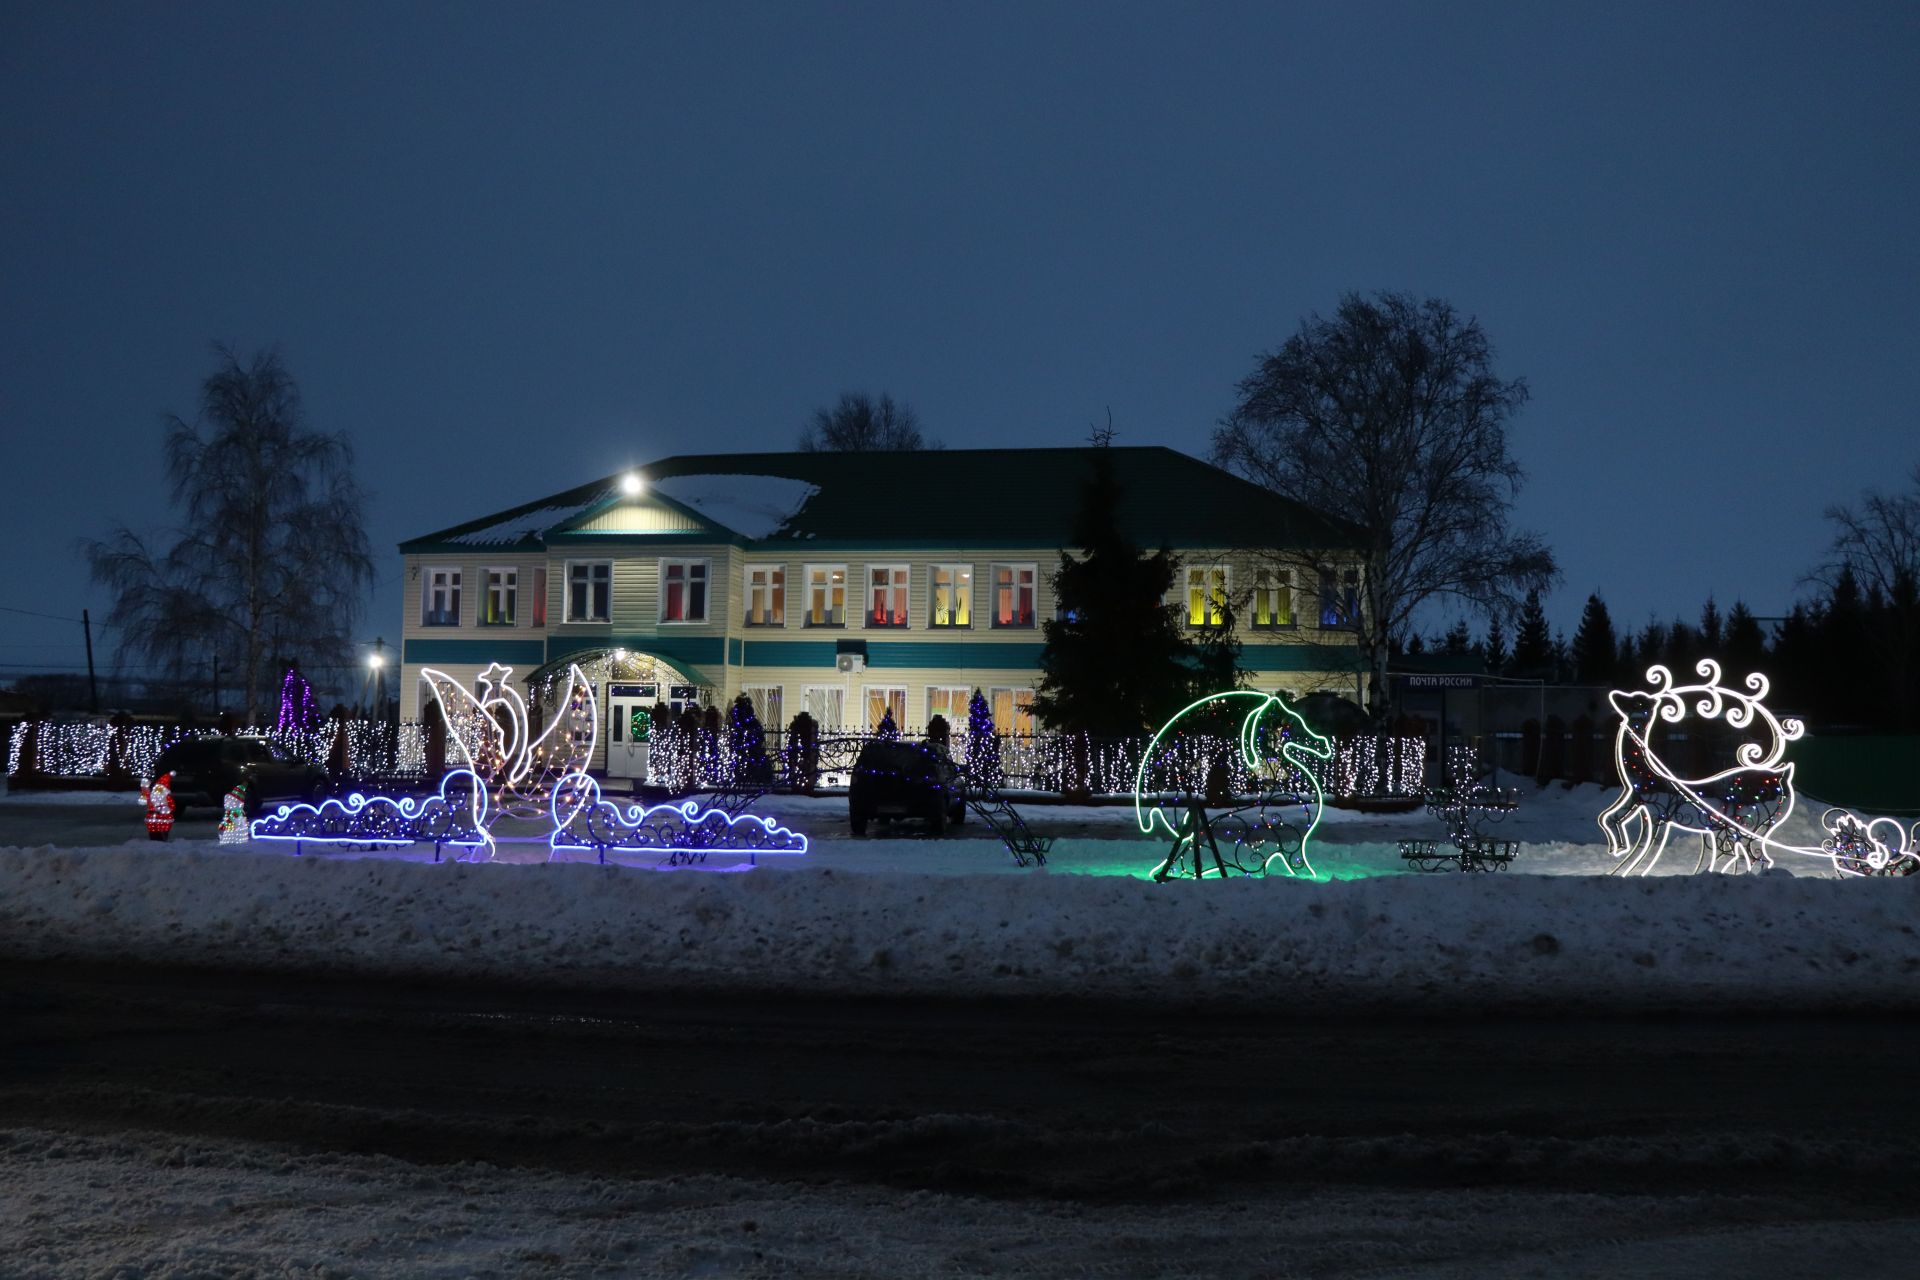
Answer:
top-left (848, 740), bottom-right (967, 836)
top-left (150, 736), bottom-right (330, 814)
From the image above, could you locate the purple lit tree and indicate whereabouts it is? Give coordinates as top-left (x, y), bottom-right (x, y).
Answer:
top-left (277, 665), bottom-right (322, 733)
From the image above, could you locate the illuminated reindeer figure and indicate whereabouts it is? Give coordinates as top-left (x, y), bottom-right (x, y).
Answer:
top-left (1598, 661), bottom-right (1802, 875)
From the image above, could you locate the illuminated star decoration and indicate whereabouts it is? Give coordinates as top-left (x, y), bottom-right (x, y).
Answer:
top-left (1133, 690), bottom-right (1333, 880)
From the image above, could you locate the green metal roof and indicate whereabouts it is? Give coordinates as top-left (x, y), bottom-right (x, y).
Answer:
top-left (400, 446), bottom-right (1362, 553)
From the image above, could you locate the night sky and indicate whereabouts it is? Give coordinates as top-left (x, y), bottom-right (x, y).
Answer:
top-left (3, 2), bottom-right (1915, 682)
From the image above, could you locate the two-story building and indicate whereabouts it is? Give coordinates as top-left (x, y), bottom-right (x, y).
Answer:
top-left (397, 445), bottom-right (1364, 778)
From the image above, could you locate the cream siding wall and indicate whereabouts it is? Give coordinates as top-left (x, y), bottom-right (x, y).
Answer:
top-left (398, 552), bottom-right (549, 717)
top-left (400, 542), bottom-right (1363, 729)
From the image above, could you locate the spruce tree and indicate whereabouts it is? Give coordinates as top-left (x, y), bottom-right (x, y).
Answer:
top-left (1509, 588), bottom-right (1553, 675)
top-left (1441, 620), bottom-right (1473, 654)
top-left (1031, 451), bottom-right (1193, 736)
top-left (1724, 600), bottom-right (1767, 674)
top-left (1570, 594), bottom-right (1619, 685)
top-left (1636, 619), bottom-right (1668, 673)
top-left (1481, 614), bottom-right (1508, 675)
top-left (1699, 596), bottom-right (1724, 655)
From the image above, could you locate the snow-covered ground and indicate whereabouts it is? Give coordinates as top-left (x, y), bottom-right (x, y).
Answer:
top-left (7, 1125), bottom-right (1917, 1279)
top-left (1, 776), bottom-right (1915, 1011)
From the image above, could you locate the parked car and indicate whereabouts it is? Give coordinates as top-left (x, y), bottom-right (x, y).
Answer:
top-left (848, 740), bottom-right (966, 836)
top-left (149, 736), bottom-right (330, 815)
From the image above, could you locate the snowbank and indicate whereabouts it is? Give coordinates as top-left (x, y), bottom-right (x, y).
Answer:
top-left (1, 839), bottom-right (1914, 1011)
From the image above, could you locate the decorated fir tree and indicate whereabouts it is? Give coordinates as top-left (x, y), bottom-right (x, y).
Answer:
top-left (964, 689), bottom-right (1001, 785)
top-left (728, 693), bottom-right (771, 784)
top-left (277, 665), bottom-right (322, 733)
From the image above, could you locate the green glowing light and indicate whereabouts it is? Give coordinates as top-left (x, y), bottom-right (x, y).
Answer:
top-left (1132, 690), bottom-right (1334, 881)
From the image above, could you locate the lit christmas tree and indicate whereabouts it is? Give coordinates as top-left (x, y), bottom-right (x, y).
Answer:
top-left (964, 689), bottom-right (1000, 785)
top-left (277, 665), bottom-right (322, 733)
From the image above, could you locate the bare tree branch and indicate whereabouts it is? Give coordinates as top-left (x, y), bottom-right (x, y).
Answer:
top-left (1212, 291), bottom-right (1558, 718)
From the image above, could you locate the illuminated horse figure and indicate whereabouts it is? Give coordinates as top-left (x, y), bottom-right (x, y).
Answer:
top-left (1134, 691), bottom-right (1334, 881)
top-left (1599, 661), bottom-right (1801, 875)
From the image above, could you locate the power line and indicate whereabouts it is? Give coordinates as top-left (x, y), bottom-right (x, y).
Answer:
top-left (0, 603), bottom-right (121, 629)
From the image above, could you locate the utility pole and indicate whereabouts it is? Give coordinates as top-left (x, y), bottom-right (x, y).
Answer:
top-left (82, 609), bottom-right (98, 713)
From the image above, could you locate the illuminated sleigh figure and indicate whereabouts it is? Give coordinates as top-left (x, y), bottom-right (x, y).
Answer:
top-left (1599, 661), bottom-right (1799, 875)
top-left (1133, 691), bottom-right (1333, 881)
top-left (1819, 809), bottom-right (1920, 878)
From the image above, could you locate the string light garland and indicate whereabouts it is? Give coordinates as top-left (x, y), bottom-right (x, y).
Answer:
top-left (8, 720), bottom-right (432, 783)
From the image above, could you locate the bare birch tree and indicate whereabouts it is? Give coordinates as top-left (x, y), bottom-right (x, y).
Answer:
top-left (83, 346), bottom-right (373, 720)
top-left (1213, 292), bottom-right (1557, 719)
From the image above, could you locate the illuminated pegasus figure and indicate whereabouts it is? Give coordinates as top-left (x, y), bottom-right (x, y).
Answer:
top-left (1133, 690), bottom-right (1334, 880)
top-left (1599, 660), bottom-right (1801, 875)
top-left (420, 663), bottom-right (598, 833)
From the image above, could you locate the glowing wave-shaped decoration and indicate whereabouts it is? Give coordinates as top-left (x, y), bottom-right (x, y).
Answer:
top-left (249, 769), bottom-right (492, 859)
top-left (549, 773), bottom-right (808, 870)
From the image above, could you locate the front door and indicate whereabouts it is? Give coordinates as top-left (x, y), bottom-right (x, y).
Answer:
top-left (606, 683), bottom-right (657, 783)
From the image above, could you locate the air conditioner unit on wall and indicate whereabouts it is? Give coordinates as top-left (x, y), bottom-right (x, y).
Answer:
top-left (836, 654), bottom-right (866, 673)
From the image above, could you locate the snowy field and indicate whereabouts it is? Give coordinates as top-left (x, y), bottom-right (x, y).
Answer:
top-left (8, 1125), bottom-right (1918, 1280)
top-left (1, 778), bottom-right (1915, 1011)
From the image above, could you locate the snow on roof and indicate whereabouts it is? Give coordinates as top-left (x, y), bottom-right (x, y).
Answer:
top-left (444, 501), bottom-right (602, 547)
top-left (649, 474), bottom-right (819, 540)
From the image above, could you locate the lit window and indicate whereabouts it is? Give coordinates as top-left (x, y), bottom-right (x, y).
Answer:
top-left (1186, 565), bottom-right (1227, 628)
top-left (990, 564), bottom-right (1036, 628)
top-left (803, 684), bottom-right (845, 728)
top-left (531, 566), bottom-right (547, 626)
top-left (566, 561), bottom-right (611, 622)
top-left (741, 684), bottom-right (783, 731)
top-left (422, 568), bottom-right (461, 627)
top-left (931, 565), bottom-right (971, 628)
top-left (867, 565), bottom-right (909, 627)
top-left (864, 686), bottom-right (907, 731)
top-left (990, 687), bottom-right (1036, 737)
top-left (806, 565), bottom-right (847, 627)
top-left (1250, 568), bottom-right (1293, 629)
top-left (743, 565), bottom-right (784, 627)
top-left (483, 569), bottom-right (517, 626)
top-left (661, 560), bottom-right (708, 623)
top-left (1319, 567), bottom-right (1360, 628)
top-left (925, 686), bottom-right (970, 730)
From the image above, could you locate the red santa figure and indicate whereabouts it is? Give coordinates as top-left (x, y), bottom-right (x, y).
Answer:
top-left (144, 771), bottom-right (176, 841)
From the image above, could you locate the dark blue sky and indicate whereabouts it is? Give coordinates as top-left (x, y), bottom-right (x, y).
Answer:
top-left (3, 1), bottom-right (1916, 680)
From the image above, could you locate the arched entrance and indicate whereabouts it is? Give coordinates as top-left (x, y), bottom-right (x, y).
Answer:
top-left (524, 648), bottom-right (713, 784)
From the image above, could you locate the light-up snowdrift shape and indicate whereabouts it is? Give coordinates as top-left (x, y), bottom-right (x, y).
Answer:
top-left (250, 769), bottom-right (492, 859)
top-left (549, 773), bottom-right (809, 870)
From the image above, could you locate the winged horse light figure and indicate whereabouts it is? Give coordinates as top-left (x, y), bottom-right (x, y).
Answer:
top-left (420, 663), bottom-right (599, 837)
